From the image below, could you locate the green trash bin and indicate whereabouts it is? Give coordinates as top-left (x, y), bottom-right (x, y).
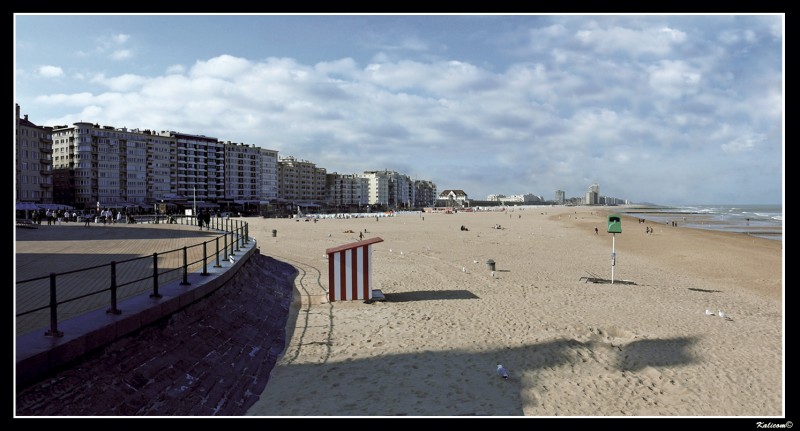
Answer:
top-left (607, 214), bottom-right (622, 233)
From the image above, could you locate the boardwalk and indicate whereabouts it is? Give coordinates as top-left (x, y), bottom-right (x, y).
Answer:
top-left (15, 221), bottom-right (222, 336)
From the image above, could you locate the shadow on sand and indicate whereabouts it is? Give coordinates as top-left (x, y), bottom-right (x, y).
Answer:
top-left (382, 289), bottom-right (480, 302)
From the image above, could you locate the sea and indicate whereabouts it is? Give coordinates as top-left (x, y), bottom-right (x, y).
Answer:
top-left (619, 204), bottom-right (783, 241)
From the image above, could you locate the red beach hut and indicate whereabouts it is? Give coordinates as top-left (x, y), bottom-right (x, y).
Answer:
top-left (326, 237), bottom-right (384, 302)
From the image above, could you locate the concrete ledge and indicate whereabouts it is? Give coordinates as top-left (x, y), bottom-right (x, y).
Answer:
top-left (16, 238), bottom-right (257, 388)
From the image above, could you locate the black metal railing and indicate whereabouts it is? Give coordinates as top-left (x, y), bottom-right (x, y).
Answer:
top-left (15, 215), bottom-right (251, 337)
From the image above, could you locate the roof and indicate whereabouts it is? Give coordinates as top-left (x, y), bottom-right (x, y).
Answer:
top-left (326, 237), bottom-right (384, 255)
top-left (438, 189), bottom-right (468, 197)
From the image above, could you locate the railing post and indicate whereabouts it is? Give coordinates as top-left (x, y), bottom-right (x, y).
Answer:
top-left (223, 233), bottom-right (229, 261)
top-left (244, 223), bottom-right (249, 244)
top-left (235, 227), bottom-right (241, 253)
top-left (180, 246), bottom-right (190, 285)
top-left (214, 236), bottom-right (221, 268)
top-left (106, 261), bottom-right (122, 315)
top-left (202, 241), bottom-right (209, 276)
top-left (150, 253), bottom-right (161, 298)
top-left (44, 273), bottom-right (63, 337)
top-left (228, 231), bottom-right (235, 256)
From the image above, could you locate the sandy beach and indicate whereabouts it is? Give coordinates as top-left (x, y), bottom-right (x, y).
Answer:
top-left (244, 205), bottom-right (783, 417)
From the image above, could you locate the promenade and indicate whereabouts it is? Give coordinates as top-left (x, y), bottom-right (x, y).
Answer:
top-left (15, 221), bottom-right (219, 335)
top-left (14, 219), bottom-right (263, 395)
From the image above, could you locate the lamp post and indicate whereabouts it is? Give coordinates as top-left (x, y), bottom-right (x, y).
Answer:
top-left (193, 186), bottom-right (197, 226)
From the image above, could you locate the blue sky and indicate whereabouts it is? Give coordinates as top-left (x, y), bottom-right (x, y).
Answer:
top-left (14, 14), bottom-right (784, 205)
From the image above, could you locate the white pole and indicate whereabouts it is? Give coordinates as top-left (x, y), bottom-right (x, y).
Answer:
top-left (611, 233), bottom-right (616, 284)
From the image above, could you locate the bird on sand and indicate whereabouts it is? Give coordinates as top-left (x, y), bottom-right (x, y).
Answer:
top-left (718, 310), bottom-right (732, 320)
top-left (497, 363), bottom-right (508, 379)
top-left (705, 309), bottom-right (714, 316)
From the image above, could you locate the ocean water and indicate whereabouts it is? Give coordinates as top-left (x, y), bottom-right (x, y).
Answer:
top-left (621, 204), bottom-right (783, 240)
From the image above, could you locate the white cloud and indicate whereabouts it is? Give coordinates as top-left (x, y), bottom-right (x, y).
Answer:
top-left (91, 73), bottom-right (148, 91)
top-left (112, 34), bottom-right (130, 44)
top-left (35, 92), bottom-right (95, 106)
top-left (76, 33), bottom-right (133, 59)
top-left (721, 135), bottom-right (763, 154)
top-left (166, 64), bottom-right (186, 75)
top-left (37, 65), bottom-right (63, 78)
top-left (648, 60), bottom-right (702, 98)
top-left (574, 25), bottom-right (687, 57)
top-left (190, 55), bottom-right (253, 78)
top-left (111, 49), bottom-right (132, 60)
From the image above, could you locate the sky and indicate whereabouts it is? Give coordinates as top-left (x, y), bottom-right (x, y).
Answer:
top-left (13, 14), bottom-right (784, 206)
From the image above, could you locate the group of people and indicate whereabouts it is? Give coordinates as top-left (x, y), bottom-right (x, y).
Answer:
top-left (197, 210), bottom-right (212, 230)
top-left (30, 209), bottom-right (76, 225)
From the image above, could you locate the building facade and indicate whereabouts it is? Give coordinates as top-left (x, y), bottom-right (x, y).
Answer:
top-left (413, 180), bottom-right (437, 208)
top-left (585, 183), bottom-right (600, 205)
top-left (326, 173), bottom-right (369, 207)
top-left (259, 148), bottom-right (279, 202)
top-left (278, 156), bottom-right (327, 202)
top-left (171, 132), bottom-right (224, 204)
top-left (224, 141), bottom-right (261, 202)
top-left (146, 131), bottom-right (177, 204)
top-left (555, 190), bottom-right (565, 204)
top-left (437, 189), bottom-right (469, 207)
top-left (358, 171), bottom-right (390, 206)
top-left (51, 122), bottom-right (151, 208)
top-left (15, 104), bottom-right (53, 204)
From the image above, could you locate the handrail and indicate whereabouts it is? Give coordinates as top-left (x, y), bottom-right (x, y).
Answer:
top-left (15, 215), bottom-right (250, 337)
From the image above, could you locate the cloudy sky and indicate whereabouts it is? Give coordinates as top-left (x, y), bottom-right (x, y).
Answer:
top-left (14, 14), bottom-right (783, 205)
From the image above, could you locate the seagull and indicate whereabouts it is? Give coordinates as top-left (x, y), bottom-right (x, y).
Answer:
top-left (462, 267), bottom-right (466, 273)
top-left (491, 271), bottom-right (495, 278)
top-left (229, 255), bottom-right (235, 264)
top-left (473, 259), bottom-right (478, 264)
top-left (705, 309), bottom-right (715, 316)
top-left (719, 310), bottom-right (732, 320)
top-left (497, 364), bottom-right (508, 379)
top-left (400, 251), bottom-right (404, 256)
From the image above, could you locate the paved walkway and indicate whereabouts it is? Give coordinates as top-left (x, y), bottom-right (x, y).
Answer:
top-left (14, 218), bottom-right (251, 376)
top-left (15, 220), bottom-right (231, 335)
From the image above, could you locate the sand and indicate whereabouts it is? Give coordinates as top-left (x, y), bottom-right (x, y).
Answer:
top-left (243, 206), bottom-right (783, 417)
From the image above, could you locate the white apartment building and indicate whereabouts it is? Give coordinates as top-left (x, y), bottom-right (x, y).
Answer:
top-left (278, 156), bottom-right (327, 202)
top-left (15, 104), bottom-right (53, 203)
top-left (359, 170), bottom-right (415, 208)
top-left (259, 148), bottom-right (278, 202)
top-left (51, 122), bottom-right (149, 208)
top-left (555, 190), bottom-right (565, 204)
top-left (146, 131), bottom-right (177, 203)
top-left (358, 171), bottom-right (390, 206)
top-left (585, 183), bottom-right (600, 205)
top-left (224, 141), bottom-right (261, 202)
top-left (326, 173), bottom-right (369, 207)
top-left (170, 132), bottom-right (224, 203)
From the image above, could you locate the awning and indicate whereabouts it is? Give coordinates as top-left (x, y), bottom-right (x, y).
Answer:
top-left (37, 203), bottom-right (74, 210)
top-left (16, 202), bottom-right (41, 211)
top-left (195, 201), bottom-right (220, 209)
